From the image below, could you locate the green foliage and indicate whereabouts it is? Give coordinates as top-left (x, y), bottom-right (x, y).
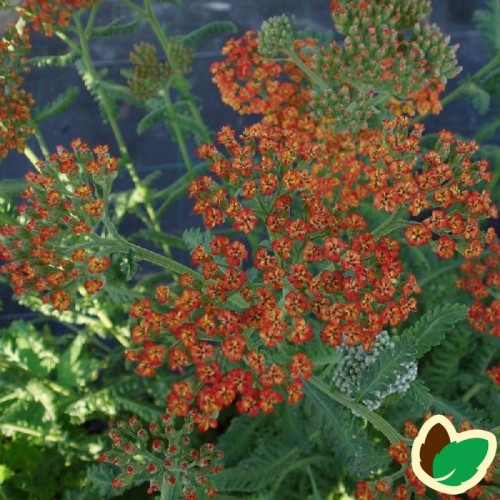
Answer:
top-left (215, 434), bottom-right (301, 492)
top-left (303, 384), bottom-right (390, 478)
top-left (91, 17), bottom-right (141, 38)
top-left (214, 415), bottom-right (266, 466)
top-left (402, 303), bottom-right (468, 358)
top-left (178, 21), bottom-right (237, 48)
top-left (464, 81), bottom-right (491, 114)
top-left (98, 81), bottom-right (140, 105)
top-left (34, 86), bottom-right (80, 122)
top-left (474, 0), bottom-right (500, 53)
top-left (0, 179), bottom-right (25, 197)
top-left (356, 336), bottom-right (417, 407)
top-left (29, 51), bottom-right (77, 68)
top-left (137, 106), bottom-right (166, 134)
top-left (420, 325), bottom-right (473, 395)
top-left (182, 227), bottom-right (210, 250)
top-left (57, 335), bottom-right (100, 388)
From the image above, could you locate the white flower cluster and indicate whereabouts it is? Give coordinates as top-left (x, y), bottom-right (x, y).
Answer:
top-left (332, 331), bottom-right (417, 410)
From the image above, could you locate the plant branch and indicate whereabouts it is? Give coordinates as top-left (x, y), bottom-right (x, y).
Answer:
top-left (308, 376), bottom-right (404, 444)
top-left (72, 10), bottom-right (170, 256)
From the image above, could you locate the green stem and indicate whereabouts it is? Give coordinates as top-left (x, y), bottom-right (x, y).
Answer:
top-left (462, 382), bottom-right (485, 403)
top-left (0, 424), bottom-right (61, 442)
top-left (161, 88), bottom-right (194, 179)
top-left (72, 10), bottom-right (169, 250)
top-left (306, 465), bottom-right (321, 500)
top-left (308, 376), bottom-right (404, 444)
top-left (284, 49), bottom-right (328, 91)
top-left (120, 0), bottom-right (146, 16)
top-left (23, 145), bottom-right (42, 170)
top-left (371, 205), bottom-right (407, 240)
top-left (417, 260), bottom-right (463, 287)
top-left (415, 51), bottom-right (500, 122)
top-left (160, 474), bottom-right (179, 500)
top-left (96, 226), bottom-right (202, 281)
top-left (143, 0), bottom-right (211, 145)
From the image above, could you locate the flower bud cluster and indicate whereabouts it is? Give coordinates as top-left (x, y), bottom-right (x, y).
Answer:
top-left (0, 25), bottom-right (34, 158)
top-left (0, 139), bottom-right (117, 311)
top-left (332, 331), bottom-right (417, 410)
top-left (456, 236), bottom-right (499, 336)
top-left (313, 3), bottom-right (459, 130)
top-left (20, 0), bottom-right (102, 36)
top-left (127, 42), bottom-right (171, 103)
top-left (100, 411), bottom-right (223, 499)
top-left (258, 15), bottom-right (296, 58)
top-left (331, 0), bottom-right (431, 33)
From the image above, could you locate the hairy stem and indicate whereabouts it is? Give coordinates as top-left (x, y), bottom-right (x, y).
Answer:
top-left (73, 9), bottom-right (170, 255)
top-left (308, 376), bottom-right (404, 444)
top-left (143, 0), bottom-right (211, 145)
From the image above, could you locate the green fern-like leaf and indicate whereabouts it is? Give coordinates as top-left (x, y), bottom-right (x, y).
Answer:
top-left (102, 284), bottom-right (144, 306)
top-left (57, 335), bottom-right (99, 389)
top-left (356, 336), bottom-right (416, 405)
top-left (34, 87), bottom-right (80, 122)
top-left (64, 376), bottom-right (141, 423)
top-left (178, 21), bottom-right (237, 48)
top-left (215, 435), bottom-right (301, 492)
top-left (182, 227), bottom-right (208, 250)
top-left (137, 106), bottom-right (166, 134)
top-left (464, 81), bottom-right (491, 115)
top-left (84, 465), bottom-right (123, 498)
top-left (90, 17), bottom-right (141, 37)
top-left (420, 325), bottom-right (472, 395)
top-left (402, 303), bottom-right (468, 358)
top-left (114, 396), bottom-right (163, 421)
top-left (217, 415), bottom-right (267, 466)
top-left (474, 0), bottom-right (500, 52)
top-left (98, 81), bottom-right (140, 105)
top-left (1, 321), bottom-right (59, 377)
top-left (166, 111), bottom-right (209, 141)
top-left (431, 396), bottom-right (488, 427)
top-left (75, 60), bottom-right (114, 122)
top-left (29, 51), bottom-right (77, 68)
top-left (407, 379), bottom-right (433, 410)
top-left (303, 383), bottom-right (390, 477)
top-left (0, 179), bottom-right (25, 197)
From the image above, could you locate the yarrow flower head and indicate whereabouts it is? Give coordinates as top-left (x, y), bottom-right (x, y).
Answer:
top-left (0, 139), bottom-right (117, 311)
top-left (20, 0), bottom-right (102, 36)
top-left (0, 24), bottom-right (34, 158)
top-left (100, 411), bottom-right (223, 499)
top-left (125, 122), bottom-right (422, 427)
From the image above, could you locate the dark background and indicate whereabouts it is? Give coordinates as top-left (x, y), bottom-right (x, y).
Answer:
top-left (0, 0), bottom-right (497, 324)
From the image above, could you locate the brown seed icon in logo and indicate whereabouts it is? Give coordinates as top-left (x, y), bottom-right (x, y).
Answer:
top-left (419, 422), bottom-right (451, 476)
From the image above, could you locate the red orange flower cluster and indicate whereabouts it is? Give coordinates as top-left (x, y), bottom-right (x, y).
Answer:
top-left (125, 122), bottom-right (425, 427)
top-left (0, 25), bottom-right (34, 158)
top-left (20, 0), bottom-right (102, 36)
top-left (101, 411), bottom-right (223, 499)
top-left (0, 139), bottom-right (117, 310)
top-left (358, 119), bottom-right (497, 255)
top-left (456, 237), bottom-right (499, 336)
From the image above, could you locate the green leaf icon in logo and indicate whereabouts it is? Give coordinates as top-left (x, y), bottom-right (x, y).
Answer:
top-left (432, 438), bottom-right (490, 486)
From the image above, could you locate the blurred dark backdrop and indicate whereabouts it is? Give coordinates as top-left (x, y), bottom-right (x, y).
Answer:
top-left (0, 0), bottom-right (497, 325)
